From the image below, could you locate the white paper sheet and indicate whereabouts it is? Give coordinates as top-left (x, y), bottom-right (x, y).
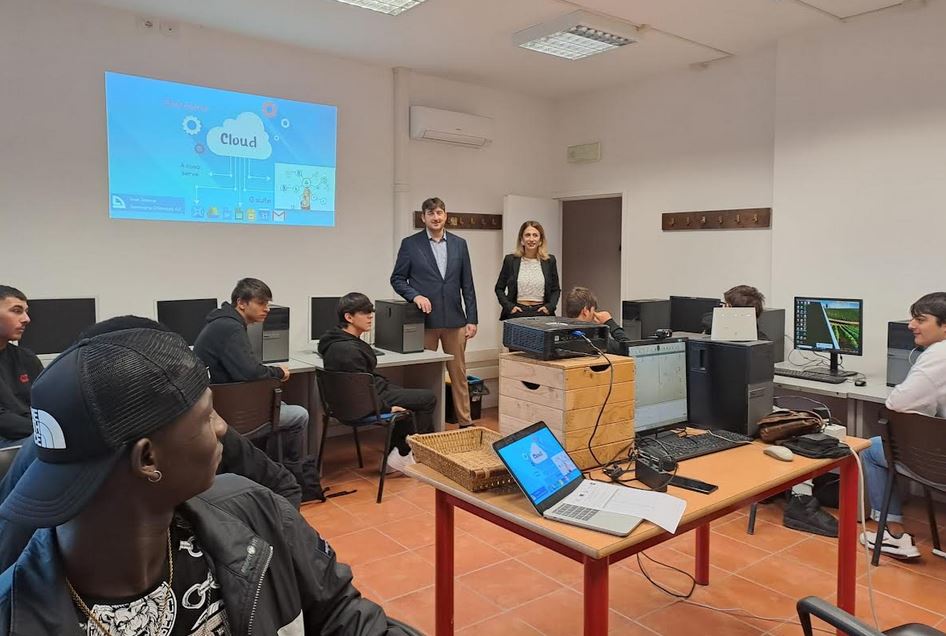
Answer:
top-left (571, 481), bottom-right (687, 533)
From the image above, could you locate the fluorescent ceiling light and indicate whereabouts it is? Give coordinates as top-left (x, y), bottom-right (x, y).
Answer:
top-left (333, 0), bottom-right (427, 16)
top-left (513, 11), bottom-right (638, 60)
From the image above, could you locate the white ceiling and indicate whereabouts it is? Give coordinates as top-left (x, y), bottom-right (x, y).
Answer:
top-left (81, 0), bottom-right (911, 98)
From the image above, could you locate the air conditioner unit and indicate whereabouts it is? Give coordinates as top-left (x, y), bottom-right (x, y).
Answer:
top-left (409, 106), bottom-right (494, 148)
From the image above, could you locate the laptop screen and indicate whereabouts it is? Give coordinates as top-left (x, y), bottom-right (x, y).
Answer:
top-left (494, 425), bottom-right (582, 506)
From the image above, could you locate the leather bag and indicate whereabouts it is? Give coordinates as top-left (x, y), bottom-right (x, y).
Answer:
top-left (757, 410), bottom-right (824, 443)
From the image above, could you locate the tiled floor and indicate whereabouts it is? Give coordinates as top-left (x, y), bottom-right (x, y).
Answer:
top-left (301, 409), bottom-right (946, 635)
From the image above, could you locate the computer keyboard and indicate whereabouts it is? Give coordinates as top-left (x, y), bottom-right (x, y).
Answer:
top-left (642, 430), bottom-right (753, 463)
top-left (773, 367), bottom-right (848, 384)
top-left (554, 503), bottom-right (598, 521)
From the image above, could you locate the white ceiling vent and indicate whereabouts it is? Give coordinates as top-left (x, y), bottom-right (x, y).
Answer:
top-left (410, 106), bottom-right (494, 148)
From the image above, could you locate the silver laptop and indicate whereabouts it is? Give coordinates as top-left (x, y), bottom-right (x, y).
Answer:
top-left (711, 307), bottom-right (758, 341)
top-left (493, 422), bottom-right (643, 537)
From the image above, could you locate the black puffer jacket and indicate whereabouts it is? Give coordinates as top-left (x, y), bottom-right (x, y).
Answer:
top-left (317, 328), bottom-right (390, 397)
top-left (0, 475), bottom-right (411, 635)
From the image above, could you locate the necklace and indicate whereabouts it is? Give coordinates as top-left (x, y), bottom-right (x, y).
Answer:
top-left (65, 529), bottom-right (174, 636)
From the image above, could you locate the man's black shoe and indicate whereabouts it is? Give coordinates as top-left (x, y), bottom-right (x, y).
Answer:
top-left (783, 494), bottom-right (838, 538)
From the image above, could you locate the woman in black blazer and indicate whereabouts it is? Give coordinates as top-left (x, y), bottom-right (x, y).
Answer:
top-left (495, 220), bottom-right (561, 320)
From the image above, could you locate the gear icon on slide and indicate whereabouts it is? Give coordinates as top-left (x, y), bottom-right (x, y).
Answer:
top-left (182, 115), bottom-right (202, 135)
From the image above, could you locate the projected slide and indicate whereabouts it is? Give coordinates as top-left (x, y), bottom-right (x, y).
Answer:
top-left (105, 72), bottom-right (337, 227)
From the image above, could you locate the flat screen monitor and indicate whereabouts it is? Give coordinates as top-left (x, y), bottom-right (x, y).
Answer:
top-left (310, 297), bottom-right (340, 341)
top-left (622, 338), bottom-right (688, 434)
top-left (793, 296), bottom-right (863, 376)
top-left (18, 298), bottom-right (97, 355)
top-left (156, 298), bottom-right (218, 346)
top-left (670, 296), bottom-right (721, 333)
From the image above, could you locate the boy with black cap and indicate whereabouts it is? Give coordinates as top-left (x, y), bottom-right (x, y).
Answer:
top-left (0, 328), bottom-right (412, 634)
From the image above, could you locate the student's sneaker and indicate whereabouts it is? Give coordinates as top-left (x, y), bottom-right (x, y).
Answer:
top-left (860, 530), bottom-right (921, 559)
top-left (783, 494), bottom-right (839, 537)
top-left (385, 449), bottom-right (416, 475)
top-left (932, 548), bottom-right (946, 560)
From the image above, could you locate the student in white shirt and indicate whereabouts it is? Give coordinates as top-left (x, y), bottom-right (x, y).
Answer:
top-left (862, 292), bottom-right (946, 559)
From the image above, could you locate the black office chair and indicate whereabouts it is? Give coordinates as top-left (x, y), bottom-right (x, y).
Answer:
top-left (872, 409), bottom-right (946, 566)
top-left (315, 369), bottom-right (414, 503)
top-left (797, 596), bottom-right (945, 635)
top-left (210, 378), bottom-right (284, 462)
top-left (0, 443), bottom-right (22, 483)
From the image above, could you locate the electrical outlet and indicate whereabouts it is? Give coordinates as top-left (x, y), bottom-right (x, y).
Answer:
top-left (136, 16), bottom-right (156, 32)
top-left (160, 21), bottom-right (179, 37)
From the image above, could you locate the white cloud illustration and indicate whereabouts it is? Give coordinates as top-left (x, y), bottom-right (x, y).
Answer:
top-left (207, 112), bottom-right (272, 160)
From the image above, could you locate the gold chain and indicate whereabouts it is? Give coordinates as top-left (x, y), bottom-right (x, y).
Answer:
top-left (65, 529), bottom-right (174, 636)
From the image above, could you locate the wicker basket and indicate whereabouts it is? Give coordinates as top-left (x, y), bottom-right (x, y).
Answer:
top-left (408, 427), bottom-right (513, 492)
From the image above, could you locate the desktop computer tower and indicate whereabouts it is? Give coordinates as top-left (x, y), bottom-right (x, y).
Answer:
top-left (375, 299), bottom-right (425, 353)
top-left (248, 305), bottom-right (290, 363)
top-left (757, 308), bottom-right (785, 363)
top-left (686, 339), bottom-right (774, 437)
top-left (621, 299), bottom-right (670, 340)
top-left (887, 320), bottom-right (919, 387)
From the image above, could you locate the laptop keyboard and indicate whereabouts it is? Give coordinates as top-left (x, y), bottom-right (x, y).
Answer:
top-left (554, 503), bottom-right (598, 521)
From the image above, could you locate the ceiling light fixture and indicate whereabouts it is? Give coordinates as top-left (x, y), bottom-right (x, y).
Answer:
top-left (513, 11), bottom-right (639, 60)
top-left (333, 0), bottom-right (428, 16)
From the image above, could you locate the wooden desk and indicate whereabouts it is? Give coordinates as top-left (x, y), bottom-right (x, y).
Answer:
top-left (406, 436), bottom-right (870, 636)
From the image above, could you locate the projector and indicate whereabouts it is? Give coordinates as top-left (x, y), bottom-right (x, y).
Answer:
top-left (502, 316), bottom-right (609, 360)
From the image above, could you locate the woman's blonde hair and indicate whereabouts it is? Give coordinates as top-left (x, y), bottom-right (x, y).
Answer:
top-left (514, 220), bottom-right (549, 260)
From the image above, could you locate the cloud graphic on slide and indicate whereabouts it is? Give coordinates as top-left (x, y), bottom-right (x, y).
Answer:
top-left (207, 112), bottom-right (272, 160)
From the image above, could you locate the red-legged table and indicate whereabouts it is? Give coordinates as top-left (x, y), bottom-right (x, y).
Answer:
top-left (406, 435), bottom-right (869, 636)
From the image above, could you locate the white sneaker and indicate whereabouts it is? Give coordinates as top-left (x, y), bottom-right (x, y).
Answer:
top-left (860, 530), bottom-right (921, 559)
top-left (385, 449), bottom-right (416, 474)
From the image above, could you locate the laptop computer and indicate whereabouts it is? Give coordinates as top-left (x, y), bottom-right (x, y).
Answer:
top-left (711, 307), bottom-right (758, 342)
top-left (492, 422), bottom-right (643, 536)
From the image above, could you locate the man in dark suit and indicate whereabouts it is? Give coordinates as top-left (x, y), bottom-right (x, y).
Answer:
top-left (391, 197), bottom-right (478, 427)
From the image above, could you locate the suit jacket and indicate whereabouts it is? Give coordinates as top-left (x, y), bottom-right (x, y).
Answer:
top-left (390, 230), bottom-right (478, 329)
top-left (494, 254), bottom-right (561, 320)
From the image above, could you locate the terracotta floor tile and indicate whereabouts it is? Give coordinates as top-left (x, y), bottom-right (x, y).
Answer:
top-left (607, 566), bottom-right (677, 619)
top-left (377, 512), bottom-right (437, 550)
top-left (456, 612), bottom-right (542, 635)
top-left (300, 500), bottom-right (366, 539)
top-left (510, 587), bottom-right (655, 636)
top-left (341, 494), bottom-right (426, 525)
top-left (739, 554), bottom-right (842, 600)
top-left (690, 573), bottom-right (798, 632)
top-left (458, 559), bottom-right (562, 610)
top-left (515, 546), bottom-right (584, 590)
top-left (319, 478), bottom-right (385, 507)
top-left (714, 517), bottom-right (809, 553)
top-left (853, 585), bottom-right (944, 631)
top-left (350, 550), bottom-right (434, 601)
top-left (397, 481), bottom-right (437, 513)
top-left (631, 549), bottom-right (728, 592)
top-left (457, 511), bottom-right (539, 556)
top-left (413, 532), bottom-right (510, 575)
top-left (637, 599), bottom-right (764, 635)
top-left (326, 528), bottom-right (407, 566)
top-left (887, 547), bottom-right (946, 583)
top-left (674, 531), bottom-right (772, 573)
top-left (382, 582), bottom-right (503, 634)
top-left (862, 562), bottom-right (946, 614)
top-left (782, 537), bottom-right (871, 579)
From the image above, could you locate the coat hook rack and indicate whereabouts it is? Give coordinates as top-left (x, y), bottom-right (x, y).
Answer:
top-left (662, 207), bottom-right (771, 232)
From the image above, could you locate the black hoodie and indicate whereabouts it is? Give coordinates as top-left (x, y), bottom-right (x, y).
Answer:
top-left (193, 303), bottom-right (283, 384)
top-left (317, 328), bottom-right (390, 397)
top-left (0, 344), bottom-right (43, 441)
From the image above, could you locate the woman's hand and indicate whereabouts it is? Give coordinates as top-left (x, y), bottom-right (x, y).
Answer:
top-left (537, 306), bottom-right (550, 315)
top-left (510, 306), bottom-right (523, 314)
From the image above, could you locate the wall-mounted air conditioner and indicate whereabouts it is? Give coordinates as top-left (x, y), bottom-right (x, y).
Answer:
top-left (409, 106), bottom-right (494, 148)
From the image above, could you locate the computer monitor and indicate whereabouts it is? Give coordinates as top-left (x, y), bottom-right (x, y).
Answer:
top-left (156, 298), bottom-right (218, 346)
top-left (310, 296), bottom-right (341, 341)
top-left (670, 296), bottom-right (722, 333)
top-left (793, 296), bottom-right (863, 377)
top-left (621, 338), bottom-right (688, 434)
top-left (18, 297), bottom-right (97, 355)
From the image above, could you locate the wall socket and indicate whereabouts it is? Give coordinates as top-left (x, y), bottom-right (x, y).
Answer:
top-left (160, 21), bottom-right (179, 37)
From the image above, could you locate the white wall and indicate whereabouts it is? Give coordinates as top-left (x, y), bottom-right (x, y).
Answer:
top-left (772, 2), bottom-right (946, 376)
top-left (1, 0), bottom-right (555, 352)
top-left (552, 48), bottom-right (777, 305)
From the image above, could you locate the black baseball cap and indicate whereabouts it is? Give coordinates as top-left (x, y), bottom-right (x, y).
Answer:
top-left (0, 328), bottom-right (209, 527)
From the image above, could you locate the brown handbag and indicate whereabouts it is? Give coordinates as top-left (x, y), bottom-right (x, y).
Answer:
top-left (757, 410), bottom-right (824, 443)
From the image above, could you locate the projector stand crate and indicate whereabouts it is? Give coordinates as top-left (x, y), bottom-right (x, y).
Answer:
top-left (499, 352), bottom-right (635, 469)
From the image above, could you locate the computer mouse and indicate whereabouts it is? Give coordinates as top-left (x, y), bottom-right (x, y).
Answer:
top-left (763, 446), bottom-right (794, 462)
top-left (854, 379), bottom-right (867, 387)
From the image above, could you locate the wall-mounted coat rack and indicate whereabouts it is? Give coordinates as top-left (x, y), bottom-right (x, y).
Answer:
top-left (662, 207), bottom-right (771, 231)
top-left (414, 211), bottom-right (503, 230)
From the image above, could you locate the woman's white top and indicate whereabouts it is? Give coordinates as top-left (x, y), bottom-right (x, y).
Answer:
top-left (516, 258), bottom-right (545, 302)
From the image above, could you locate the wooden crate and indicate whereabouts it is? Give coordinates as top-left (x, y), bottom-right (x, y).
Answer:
top-left (499, 352), bottom-right (635, 469)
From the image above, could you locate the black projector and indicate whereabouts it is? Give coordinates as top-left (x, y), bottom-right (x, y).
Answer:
top-left (503, 316), bottom-right (609, 360)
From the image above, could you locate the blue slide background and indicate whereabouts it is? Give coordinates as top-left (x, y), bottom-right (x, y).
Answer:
top-left (105, 72), bottom-right (337, 227)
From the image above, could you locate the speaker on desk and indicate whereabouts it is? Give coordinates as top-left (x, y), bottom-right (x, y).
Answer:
top-left (687, 339), bottom-right (774, 437)
top-left (248, 304), bottom-right (290, 363)
top-left (621, 299), bottom-right (670, 340)
top-left (375, 299), bottom-right (425, 353)
top-left (887, 320), bottom-right (920, 387)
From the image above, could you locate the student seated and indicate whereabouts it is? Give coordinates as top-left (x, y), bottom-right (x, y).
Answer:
top-left (700, 284), bottom-right (769, 340)
top-left (563, 286), bottom-right (630, 354)
top-left (0, 285), bottom-right (42, 446)
top-left (194, 277), bottom-right (315, 490)
top-left (0, 328), bottom-right (410, 634)
top-left (318, 293), bottom-right (436, 474)
top-left (861, 292), bottom-right (946, 560)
